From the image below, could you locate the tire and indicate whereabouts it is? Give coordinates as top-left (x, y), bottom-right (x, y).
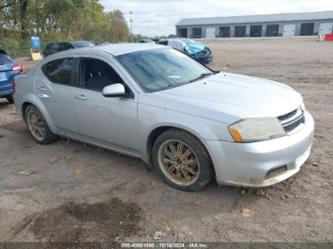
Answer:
top-left (24, 105), bottom-right (59, 144)
top-left (152, 129), bottom-right (213, 192)
top-left (6, 95), bottom-right (14, 104)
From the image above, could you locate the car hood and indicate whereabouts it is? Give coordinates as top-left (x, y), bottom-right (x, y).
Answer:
top-left (147, 72), bottom-right (303, 123)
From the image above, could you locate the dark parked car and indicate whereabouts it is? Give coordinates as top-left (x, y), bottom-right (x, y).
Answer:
top-left (138, 39), bottom-right (155, 44)
top-left (43, 40), bottom-right (94, 57)
top-left (157, 38), bottom-right (213, 64)
top-left (0, 49), bottom-right (23, 103)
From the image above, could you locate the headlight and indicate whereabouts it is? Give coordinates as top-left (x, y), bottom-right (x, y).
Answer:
top-left (229, 118), bottom-right (285, 143)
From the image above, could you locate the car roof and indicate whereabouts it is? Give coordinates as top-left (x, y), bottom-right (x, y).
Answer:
top-left (45, 40), bottom-right (90, 46)
top-left (71, 40), bottom-right (93, 45)
top-left (51, 43), bottom-right (166, 57)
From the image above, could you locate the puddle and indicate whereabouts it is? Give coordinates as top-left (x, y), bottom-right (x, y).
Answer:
top-left (13, 197), bottom-right (143, 241)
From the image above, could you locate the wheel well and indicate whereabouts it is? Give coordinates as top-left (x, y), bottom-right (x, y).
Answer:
top-left (22, 102), bottom-right (33, 120)
top-left (146, 126), bottom-right (172, 164)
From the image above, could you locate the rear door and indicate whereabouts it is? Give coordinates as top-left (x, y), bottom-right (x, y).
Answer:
top-left (0, 52), bottom-right (15, 95)
top-left (39, 57), bottom-right (80, 136)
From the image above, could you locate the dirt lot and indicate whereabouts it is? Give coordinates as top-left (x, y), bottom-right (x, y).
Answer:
top-left (0, 37), bottom-right (332, 243)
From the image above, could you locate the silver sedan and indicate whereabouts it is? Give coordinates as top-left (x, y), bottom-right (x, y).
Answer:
top-left (14, 44), bottom-right (314, 191)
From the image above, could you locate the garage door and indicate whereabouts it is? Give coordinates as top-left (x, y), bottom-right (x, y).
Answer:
top-left (266, 24), bottom-right (279, 37)
top-left (283, 24), bottom-right (296, 36)
top-left (300, 23), bottom-right (314, 36)
top-left (319, 23), bottom-right (333, 35)
top-left (205, 27), bottom-right (216, 38)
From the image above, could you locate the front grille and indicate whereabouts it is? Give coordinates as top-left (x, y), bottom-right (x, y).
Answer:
top-left (197, 50), bottom-right (206, 56)
top-left (278, 107), bottom-right (305, 133)
top-left (278, 109), bottom-right (297, 121)
top-left (198, 48), bottom-right (210, 56)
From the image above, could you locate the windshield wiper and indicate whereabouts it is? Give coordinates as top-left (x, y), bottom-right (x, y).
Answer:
top-left (163, 72), bottom-right (214, 90)
top-left (189, 72), bottom-right (213, 83)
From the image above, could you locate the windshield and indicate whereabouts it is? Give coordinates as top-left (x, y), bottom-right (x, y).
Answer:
top-left (180, 38), bottom-right (196, 44)
top-left (116, 48), bottom-right (212, 92)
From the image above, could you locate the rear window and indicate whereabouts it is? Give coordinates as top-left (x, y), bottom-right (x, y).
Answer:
top-left (0, 53), bottom-right (13, 65)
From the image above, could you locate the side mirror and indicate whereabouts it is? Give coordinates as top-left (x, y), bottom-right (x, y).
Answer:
top-left (102, 83), bottom-right (126, 97)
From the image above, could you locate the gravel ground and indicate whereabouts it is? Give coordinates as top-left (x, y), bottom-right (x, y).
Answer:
top-left (0, 37), bottom-right (332, 243)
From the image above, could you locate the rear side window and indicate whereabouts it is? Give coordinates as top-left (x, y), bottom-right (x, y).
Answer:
top-left (0, 53), bottom-right (13, 65)
top-left (42, 58), bottom-right (75, 85)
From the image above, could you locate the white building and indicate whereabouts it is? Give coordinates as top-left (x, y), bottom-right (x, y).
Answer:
top-left (176, 11), bottom-right (333, 38)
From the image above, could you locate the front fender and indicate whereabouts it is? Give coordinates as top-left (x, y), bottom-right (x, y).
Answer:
top-left (139, 103), bottom-right (233, 155)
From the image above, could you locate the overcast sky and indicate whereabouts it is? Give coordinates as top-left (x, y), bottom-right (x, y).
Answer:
top-left (100, 0), bottom-right (333, 36)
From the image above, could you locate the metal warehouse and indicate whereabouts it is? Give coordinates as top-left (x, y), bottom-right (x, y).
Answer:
top-left (176, 11), bottom-right (333, 38)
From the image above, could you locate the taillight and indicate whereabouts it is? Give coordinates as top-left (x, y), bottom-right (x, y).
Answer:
top-left (12, 64), bottom-right (23, 74)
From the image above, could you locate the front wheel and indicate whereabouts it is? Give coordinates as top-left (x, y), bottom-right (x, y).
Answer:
top-left (25, 105), bottom-right (59, 144)
top-left (6, 95), bottom-right (14, 104)
top-left (152, 129), bottom-right (213, 192)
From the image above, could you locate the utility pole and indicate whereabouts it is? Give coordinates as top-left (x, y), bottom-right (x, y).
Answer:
top-left (129, 11), bottom-right (133, 42)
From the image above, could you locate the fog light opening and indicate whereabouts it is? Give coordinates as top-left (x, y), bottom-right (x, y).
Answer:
top-left (265, 165), bottom-right (288, 179)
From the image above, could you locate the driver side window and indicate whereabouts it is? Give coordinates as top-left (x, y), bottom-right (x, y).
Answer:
top-left (80, 58), bottom-right (123, 91)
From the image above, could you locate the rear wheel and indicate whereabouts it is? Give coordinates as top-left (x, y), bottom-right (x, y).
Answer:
top-left (6, 95), bottom-right (14, 104)
top-left (25, 105), bottom-right (59, 144)
top-left (152, 129), bottom-right (213, 192)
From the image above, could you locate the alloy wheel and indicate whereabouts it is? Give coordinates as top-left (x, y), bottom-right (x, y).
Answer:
top-left (158, 139), bottom-right (200, 186)
top-left (27, 110), bottom-right (46, 141)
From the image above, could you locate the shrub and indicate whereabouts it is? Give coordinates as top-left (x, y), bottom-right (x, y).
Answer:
top-left (0, 37), bottom-right (29, 58)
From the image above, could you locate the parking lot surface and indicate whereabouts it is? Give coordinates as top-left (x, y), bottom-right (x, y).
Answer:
top-left (0, 37), bottom-right (332, 242)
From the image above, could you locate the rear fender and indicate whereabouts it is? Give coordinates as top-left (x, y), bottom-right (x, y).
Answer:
top-left (21, 94), bottom-right (57, 133)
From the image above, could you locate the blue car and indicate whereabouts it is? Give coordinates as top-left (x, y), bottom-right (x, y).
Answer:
top-left (158, 38), bottom-right (213, 64)
top-left (0, 49), bottom-right (23, 104)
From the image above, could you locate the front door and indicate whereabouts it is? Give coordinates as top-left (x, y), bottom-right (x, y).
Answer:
top-left (73, 57), bottom-right (139, 154)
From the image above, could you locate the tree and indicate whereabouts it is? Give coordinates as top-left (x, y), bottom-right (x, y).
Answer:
top-left (106, 9), bottom-right (129, 42)
top-left (0, 0), bottom-right (15, 10)
top-left (18, 0), bottom-right (28, 39)
top-left (1, 0), bottom-right (130, 46)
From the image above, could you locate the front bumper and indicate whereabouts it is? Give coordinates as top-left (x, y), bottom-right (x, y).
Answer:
top-left (207, 111), bottom-right (314, 187)
top-left (193, 54), bottom-right (213, 64)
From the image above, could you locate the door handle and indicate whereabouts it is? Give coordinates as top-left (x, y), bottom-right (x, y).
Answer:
top-left (37, 86), bottom-right (46, 91)
top-left (76, 94), bottom-right (88, 100)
